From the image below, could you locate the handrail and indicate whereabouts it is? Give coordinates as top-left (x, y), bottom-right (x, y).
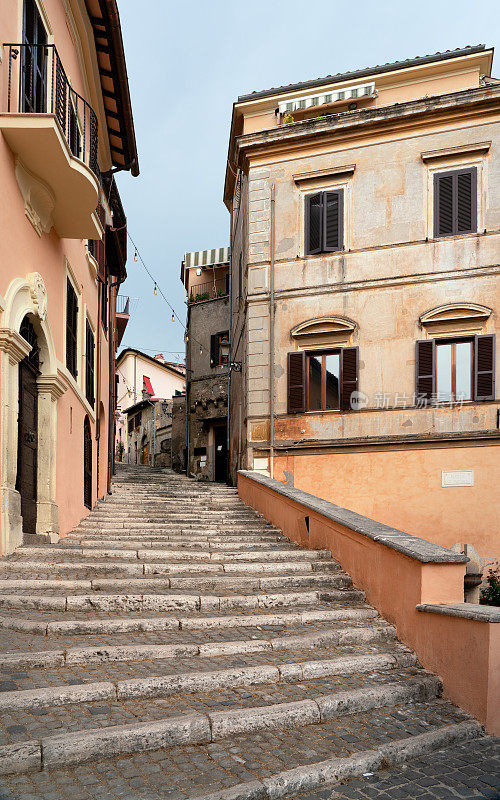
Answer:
top-left (4, 43), bottom-right (99, 177)
top-left (188, 277), bottom-right (229, 304)
top-left (116, 295), bottom-right (130, 315)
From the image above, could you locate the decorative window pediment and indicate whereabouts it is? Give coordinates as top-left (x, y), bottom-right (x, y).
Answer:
top-left (419, 303), bottom-right (492, 336)
top-left (291, 316), bottom-right (356, 349)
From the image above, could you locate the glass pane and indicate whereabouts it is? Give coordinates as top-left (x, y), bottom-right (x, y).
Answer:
top-left (308, 355), bottom-right (322, 411)
top-left (325, 353), bottom-right (340, 409)
top-left (455, 341), bottom-right (472, 401)
top-left (436, 343), bottom-right (452, 401)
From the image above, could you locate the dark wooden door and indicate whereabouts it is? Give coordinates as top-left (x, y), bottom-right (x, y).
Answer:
top-left (84, 418), bottom-right (92, 509)
top-left (214, 424), bottom-right (227, 483)
top-left (17, 359), bottom-right (38, 535)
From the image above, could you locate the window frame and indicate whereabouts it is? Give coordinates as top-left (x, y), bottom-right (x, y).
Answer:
top-left (211, 331), bottom-right (230, 367)
top-left (65, 276), bottom-right (79, 380)
top-left (435, 336), bottom-right (474, 402)
top-left (432, 166), bottom-right (478, 239)
top-left (305, 349), bottom-right (341, 412)
top-left (304, 189), bottom-right (344, 256)
top-left (84, 317), bottom-right (95, 408)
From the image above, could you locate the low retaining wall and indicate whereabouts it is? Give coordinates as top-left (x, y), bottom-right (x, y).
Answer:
top-left (238, 470), bottom-right (500, 735)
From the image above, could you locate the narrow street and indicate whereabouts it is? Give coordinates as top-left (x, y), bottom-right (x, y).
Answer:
top-left (0, 465), bottom-right (497, 799)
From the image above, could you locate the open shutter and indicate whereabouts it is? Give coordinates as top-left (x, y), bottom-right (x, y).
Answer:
top-left (416, 340), bottom-right (435, 402)
top-left (66, 279), bottom-right (78, 378)
top-left (434, 174), bottom-right (453, 237)
top-left (457, 168), bottom-right (477, 233)
top-left (323, 190), bottom-right (343, 252)
top-left (340, 347), bottom-right (358, 411)
top-left (305, 193), bottom-right (323, 255)
top-left (210, 334), bottom-right (217, 367)
top-left (287, 351), bottom-right (306, 413)
top-left (474, 334), bottom-right (495, 401)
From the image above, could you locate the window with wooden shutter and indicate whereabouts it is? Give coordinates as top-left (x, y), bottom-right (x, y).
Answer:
top-left (340, 347), bottom-right (358, 410)
top-left (66, 278), bottom-right (78, 378)
top-left (238, 251), bottom-right (242, 299)
top-left (474, 334), bottom-right (495, 401)
top-left (210, 332), bottom-right (229, 367)
top-left (287, 351), bottom-right (306, 413)
top-left (305, 190), bottom-right (344, 255)
top-left (415, 340), bottom-right (435, 402)
top-left (434, 168), bottom-right (477, 238)
top-left (85, 321), bottom-right (95, 407)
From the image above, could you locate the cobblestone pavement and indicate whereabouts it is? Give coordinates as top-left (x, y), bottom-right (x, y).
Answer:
top-left (0, 465), bottom-right (495, 800)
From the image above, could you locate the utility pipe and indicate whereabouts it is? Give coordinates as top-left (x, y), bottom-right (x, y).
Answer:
top-left (269, 183), bottom-right (275, 479)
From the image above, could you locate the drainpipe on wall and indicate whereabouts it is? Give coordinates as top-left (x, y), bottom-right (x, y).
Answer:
top-left (269, 183), bottom-right (275, 480)
top-left (96, 275), bottom-right (102, 503)
top-left (108, 280), bottom-right (119, 493)
top-left (185, 304), bottom-right (190, 476)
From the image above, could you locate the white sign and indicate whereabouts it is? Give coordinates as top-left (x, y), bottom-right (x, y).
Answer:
top-left (442, 470), bottom-right (474, 487)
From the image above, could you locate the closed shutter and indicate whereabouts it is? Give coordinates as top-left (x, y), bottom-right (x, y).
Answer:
top-left (85, 321), bottom-right (95, 407)
top-left (457, 170), bottom-right (476, 233)
top-left (238, 251), bottom-right (242, 299)
top-left (474, 334), bottom-right (495, 401)
top-left (416, 340), bottom-right (435, 401)
top-left (340, 347), bottom-right (358, 411)
top-left (434, 168), bottom-right (476, 237)
top-left (324, 190), bottom-right (343, 252)
top-left (305, 193), bottom-right (323, 255)
top-left (287, 351), bottom-right (306, 413)
top-left (66, 279), bottom-right (78, 378)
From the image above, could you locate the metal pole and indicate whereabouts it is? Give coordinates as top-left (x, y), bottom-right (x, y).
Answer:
top-left (269, 183), bottom-right (275, 479)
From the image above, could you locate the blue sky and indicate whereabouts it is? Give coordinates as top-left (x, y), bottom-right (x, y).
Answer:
top-left (116, 0), bottom-right (499, 361)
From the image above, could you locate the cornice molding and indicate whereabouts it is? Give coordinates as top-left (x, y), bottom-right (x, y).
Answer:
top-left (37, 373), bottom-right (69, 401)
top-left (421, 141), bottom-right (491, 163)
top-left (0, 329), bottom-right (32, 364)
top-left (293, 165), bottom-right (355, 185)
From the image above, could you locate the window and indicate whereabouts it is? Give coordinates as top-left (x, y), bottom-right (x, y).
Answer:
top-left (210, 331), bottom-right (229, 367)
top-left (416, 335), bottom-right (495, 403)
top-left (434, 168), bottom-right (477, 238)
top-left (66, 278), bottom-right (78, 378)
top-left (22, 0), bottom-right (48, 114)
top-left (85, 320), bottom-right (95, 407)
top-left (287, 348), bottom-right (358, 413)
top-left (134, 412), bottom-right (141, 429)
top-left (305, 190), bottom-right (343, 255)
top-left (238, 251), bottom-right (242, 299)
top-left (128, 417), bottom-right (134, 435)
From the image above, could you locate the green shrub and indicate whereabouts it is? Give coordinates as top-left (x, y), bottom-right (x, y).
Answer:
top-left (480, 569), bottom-right (500, 606)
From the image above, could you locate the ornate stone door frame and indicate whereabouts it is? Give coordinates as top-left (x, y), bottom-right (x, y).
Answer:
top-left (0, 273), bottom-right (67, 555)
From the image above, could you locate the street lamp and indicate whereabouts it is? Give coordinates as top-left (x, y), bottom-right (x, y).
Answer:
top-left (219, 338), bottom-right (241, 372)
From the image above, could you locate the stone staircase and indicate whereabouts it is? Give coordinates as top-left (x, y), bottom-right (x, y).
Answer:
top-left (0, 464), bottom-right (483, 799)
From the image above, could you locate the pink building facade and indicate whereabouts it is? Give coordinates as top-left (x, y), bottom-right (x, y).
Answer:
top-left (0, 0), bottom-right (138, 554)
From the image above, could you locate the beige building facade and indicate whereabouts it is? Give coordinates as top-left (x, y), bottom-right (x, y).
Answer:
top-left (225, 46), bottom-right (500, 568)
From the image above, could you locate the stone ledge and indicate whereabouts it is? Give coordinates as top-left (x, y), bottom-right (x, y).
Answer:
top-left (239, 471), bottom-right (468, 565)
top-left (417, 603), bottom-right (500, 623)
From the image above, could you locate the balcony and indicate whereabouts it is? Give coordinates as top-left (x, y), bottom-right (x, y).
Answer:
top-left (188, 277), bottom-right (229, 304)
top-left (0, 43), bottom-right (101, 239)
top-left (115, 294), bottom-right (130, 348)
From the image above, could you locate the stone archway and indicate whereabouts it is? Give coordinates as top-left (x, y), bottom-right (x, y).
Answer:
top-left (0, 273), bottom-right (67, 554)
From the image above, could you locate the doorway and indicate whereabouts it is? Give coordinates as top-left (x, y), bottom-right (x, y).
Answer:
top-left (213, 424), bottom-right (227, 483)
top-left (141, 435), bottom-right (149, 465)
top-left (84, 416), bottom-right (92, 509)
top-left (16, 316), bottom-right (39, 535)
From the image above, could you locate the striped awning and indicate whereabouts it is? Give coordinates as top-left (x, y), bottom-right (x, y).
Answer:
top-left (278, 82), bottom-right (375, 114)
top-left (184, 247), bottom-right (230, 269)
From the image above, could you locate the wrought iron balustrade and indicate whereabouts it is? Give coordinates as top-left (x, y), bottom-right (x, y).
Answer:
top-left (116, 295), bottom-right (130, 315)
top-left (5, 43), bottom-right (99, 177)
top-left (188, 277), bottom-right (229, 304)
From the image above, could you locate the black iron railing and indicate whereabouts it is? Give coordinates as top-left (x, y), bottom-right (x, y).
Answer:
top-left (188, 277), bottom-right (229, 304)
top-left (116, 295), bottom-right (130, 315)
top-left (5, 43), bottom-right (99, 177)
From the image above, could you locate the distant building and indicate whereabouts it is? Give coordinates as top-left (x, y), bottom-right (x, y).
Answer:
top-left (224, 45), bottom-right (499, 573)
top-left (124, 398), bottom-right (173, 467)
top-left (115, 348), bottom-right (185, 456)
top-left (176, 248), bottom-right (230, 481)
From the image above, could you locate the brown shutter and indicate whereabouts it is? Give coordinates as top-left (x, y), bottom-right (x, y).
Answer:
top-left (305, 193), bottom-right (323, 255)
top-left (66, 279), bottom-right (78, 378)
top-left (474, 334), bottom-right (495, 401)
top-left (287, 351), bottom-right (306, 413)
top-left (434, 174), bottom-right (453, 237)
top-left (457, 168), bottom-right (477, 233)
top-left (416, 340), bottom-right (435, 401)
top-left (340, 347), bottom-right (358, 410)
top-left (324, 190), bottom-right (343, 251)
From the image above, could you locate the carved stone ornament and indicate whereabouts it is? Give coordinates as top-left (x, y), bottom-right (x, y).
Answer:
top-left (27, 272), bottom-right (48, 321)
top-left (15, 157), bottom-right (55, 237)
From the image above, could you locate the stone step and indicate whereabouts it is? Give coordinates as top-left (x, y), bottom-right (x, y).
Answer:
top-left (0, 615), bottom-right (392, 667)
top-left (0, 658), bottom-right (432, 713)
top-left (56, 539), bottom-right (296, 552)
top-left (0, 559), bottom-right (340, 577)
top-left (0, 572), bottom-right (348, 592)
top-left (0, 611), bottom-right (383, 636)
top-left (14, 546), bottom-right (331, 563)
top-left (0, 587), bottom-right (356, 613)
top-left (0, 678), bottom-right (445, 775)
